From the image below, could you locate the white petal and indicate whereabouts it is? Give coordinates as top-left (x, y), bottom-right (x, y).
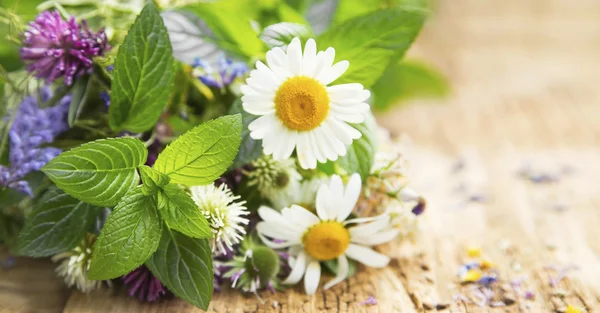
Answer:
top-left (318, 60), bottom-right (349, 85)
top-left (245, 77), bottom-right (277, 93)
top-left (337, 173), bottom-right (361, 221)
top-left (313, 128), bottom-right (336, 160)
top-left (258, 232), bottom-right (300, 249)
top-left (283, 251), bottom-right (307, 285)
top-left (352, 229), bottom-right (400, 246)
top-left (315, 183), bottom-right (330, 220)
top-left (330, 102), bottom-right (370, 114)
top-left (313, 47), bottom-right (335, 80)
top-left (243, 102), bottom-right (275, 115)
top-left (320, 123), bottom-right (347, 157)
top-left (329, 175), bottom-right (344, 199)
top-left (283, 205), bottom-right (320, 228)
top-left (330, 111), bottom-right (365, 124)
top-left (327, 84), bottom-right (369, 100)
top-left (349, 215), bottom-right (390, 238)
top-left (301, 38), bottom-right (317, 76)
top-left (266, 47), bottom-right (285, 68)
top-left (286, 37), bottom-right (302, 75)
top-left (328, 118), bottom-right (362, 144)
top-left (308, 131), bottom-right (327, 163)
top-left (304, 260), bottom-right (321, 295)
top-left (250, 69), bottom-right (281, 88)
top-left (296, 133), bottom-right (317, 169)
top-left (324, 255), bottom-right (349, 290)
top-left (258, 206), bottom-right (303, 232)
top-left (272, 127), bottom-right (297, 160)
top-left (248, 115), bottom-right (276, 137)
top-left (345, 244), bottom-right (390, 268)
top-left (256, 221), bottom-right (301, 241)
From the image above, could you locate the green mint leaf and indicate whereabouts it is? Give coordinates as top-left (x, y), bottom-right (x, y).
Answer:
top-left (146, 228), bottom-right (213, 310)
top-left (41, 138), bottom-right (148, 207)
top-left (372, 60), bottom-right (449, 111)
top-left (68, 74), bottom-right (91, 127)
top-left (317, 7), bottom-right (427, 88)
top-left (18, 186), bottom-right (100, 257)
top-left (138, 165), bottom-right (171, 196)
top-left (337, 112), bottom-right (377, 180)
top-left (157, 184), bottom-right (211, 239)
top-left (228, 100), bottom-right (261, 168)
top-left (108, 2), bottom-right (175, 133)
top-left (153, 115), bottom-right (242, 186)
top-left (162, 10), bottom-right (223, 66)
top-left (259, 22), bottom-right (313, 48)
top-left (88, 186), bottom-right (162, 280)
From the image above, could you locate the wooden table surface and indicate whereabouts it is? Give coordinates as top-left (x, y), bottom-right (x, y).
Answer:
top-left (3, 0), bottom-right (600, 312)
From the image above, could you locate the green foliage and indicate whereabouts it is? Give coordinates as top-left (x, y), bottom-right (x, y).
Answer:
top-left (88, 187), bottom-right (162, 280)
top-left (157, 184), bottom-right (212, 239)
top-left (146, 229), bottom-right (213, 310)
top-left (317, 7), bottom-right (427, 88)
top-left (41, 138), bottom-right (148, 207)
top-left (108, 2), bottom-right (175, 132)
top-left (228, 101), bottom-right (262, 168)
top-left (337, 112), bottom-right (377, 180)
top-left (154, 114), bottom-right (242, 186)
top-left (371, 60), bottom-right (449, 111)
top-left (18, 186), bottom-right (99, 257)
top-left (138, 165), bottom-right (171, 196)
top-left (183, 0), bottom-right (265, 59)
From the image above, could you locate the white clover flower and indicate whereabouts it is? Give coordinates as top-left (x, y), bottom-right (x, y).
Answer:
top-left (52, 234), bottom-right (106, 293)
top-left (189, 183), bottom-right (250, 254)
top-left (256, 174), bottom-right (398, 295)
top-left (245, 155), bottom-right (301, 205)
top-left (242, 37), bottom-right (370, 169)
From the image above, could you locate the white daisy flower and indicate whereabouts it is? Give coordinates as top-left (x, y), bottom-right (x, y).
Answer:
top-left (256, 174), bottom-right (398, 295)
top-left (245, 155), bottom-right (301, 204)
top-left (242, 37), bottom-right (371, 169)
top-left (52, 234), bottom-right (107, 293)
top-left (189, 183), bottom-right (250, 254)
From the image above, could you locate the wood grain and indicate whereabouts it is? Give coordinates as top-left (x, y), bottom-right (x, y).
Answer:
top-left (3, 0), bottom-right (600, 312)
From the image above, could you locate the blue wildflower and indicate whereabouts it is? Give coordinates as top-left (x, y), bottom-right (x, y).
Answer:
top-left (0, 87), bottom-right (70, 196)
top-left (192, 56), bottom-right (248, 89)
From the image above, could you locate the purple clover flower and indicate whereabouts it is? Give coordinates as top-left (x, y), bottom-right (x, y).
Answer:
top-left (192, 56), bottom-right (248, 89)
top-left (122, 266), bottom-right (166, 302)
top-left (0, 87), bottom-right (70, 196)
top-left (20, 11), bottom-right (109, 86)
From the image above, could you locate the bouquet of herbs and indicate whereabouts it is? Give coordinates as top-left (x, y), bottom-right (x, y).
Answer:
top-left (0, 0), bottom-right (442, 309)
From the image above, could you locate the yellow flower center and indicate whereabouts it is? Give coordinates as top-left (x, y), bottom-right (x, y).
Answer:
top-left (302, 221), bottom-right (350, 261)
top-left (275, 76), bottom-right (329, 131)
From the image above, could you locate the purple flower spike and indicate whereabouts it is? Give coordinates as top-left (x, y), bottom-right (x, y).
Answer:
top-left (1, 86), bottom-right (70, 196)
top-left (122, 266), bottom-right (166, 302)
top-left (20, 11), bottom-right (109, 86)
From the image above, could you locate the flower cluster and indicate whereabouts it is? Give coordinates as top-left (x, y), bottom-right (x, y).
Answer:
top-left (4, 2), bottom-right (434, 308)
top-left (20, 11), bottom-right (109, 85)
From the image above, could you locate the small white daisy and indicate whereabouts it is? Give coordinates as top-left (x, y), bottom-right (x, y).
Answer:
top-left (52, 234), bottom-right (106, 293)
top-left (256, 174), bottom-right (398, 295)
top-left (189, 183), bottom-right (250, 254)
top-left (242, 37), bottom-right (371, 169)
top-left (245, 155), bottom-right (301, 205)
